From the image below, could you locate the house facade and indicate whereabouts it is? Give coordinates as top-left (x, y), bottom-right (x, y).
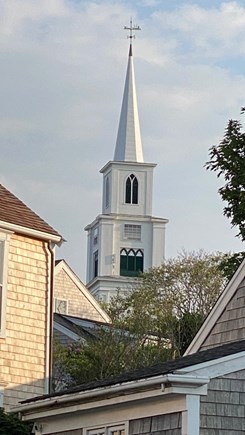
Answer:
top-left (15, 256), bottom-right (245, 434)
top-left (54, 259), bottom-right (110, 322)
top-left (16, 340), bottom-right (245, 435)
top-left (0, 183), bottom-right (62, 410)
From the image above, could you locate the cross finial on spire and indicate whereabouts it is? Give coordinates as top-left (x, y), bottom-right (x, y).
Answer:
top-left (124, 18), bottom-right (141, 40)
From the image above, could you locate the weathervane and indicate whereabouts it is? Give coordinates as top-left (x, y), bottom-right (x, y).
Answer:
top-left (124, 18), bottom-right (141, 40)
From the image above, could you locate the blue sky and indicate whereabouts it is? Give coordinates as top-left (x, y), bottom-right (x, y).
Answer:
top-left (0, 0), bottom-right (244, 280)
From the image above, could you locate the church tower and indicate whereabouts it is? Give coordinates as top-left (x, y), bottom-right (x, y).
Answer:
top-left (85, 25), bottom-right (168, 302)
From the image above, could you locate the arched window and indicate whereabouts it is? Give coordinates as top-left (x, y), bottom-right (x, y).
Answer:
top-left (105, 177), bottom-right (109, 208)
top-left (93, 250), bottom-right (98, 278)
top-left (125, 174), bottom-right (138, 204)
top-left (120, 248), bottom-right (143, 277)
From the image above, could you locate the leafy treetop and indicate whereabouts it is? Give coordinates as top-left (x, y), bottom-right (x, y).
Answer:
top-left (205, 114), bottom-right (245, 241)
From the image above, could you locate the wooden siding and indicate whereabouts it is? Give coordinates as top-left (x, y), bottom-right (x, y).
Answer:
top-left (129, 413), bottom-right (182, 435)
top-left (200, 279), bottom-right (245, 351)
top-left (200, 369), bottom-right (245, 434)
top-left (1, 234), bottom-right (49, 409)
top-left (54, 267), bottom-right (106, 321)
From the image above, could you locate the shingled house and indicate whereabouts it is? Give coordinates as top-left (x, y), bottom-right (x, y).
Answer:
top-left (54, 259), bottom-right (110, 322)
top-left (16, 259), bottom-right (245, 434)
top-left (0, 183), bottom-right (63, 410)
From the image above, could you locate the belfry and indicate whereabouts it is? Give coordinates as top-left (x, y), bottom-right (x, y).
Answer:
top-left (85, 23), bottom-right (168, 302)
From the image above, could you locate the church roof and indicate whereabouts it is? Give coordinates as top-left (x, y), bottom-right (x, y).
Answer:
top-left (0, 183), bottom-right (62, 241)
top-left (113, 44), bottom-right (144, 163)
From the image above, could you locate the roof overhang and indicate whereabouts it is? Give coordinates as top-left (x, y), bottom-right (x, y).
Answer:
top-left (14, 372), bottom-right (209, 420)
top-left (84, 213), bottom-right (168, 232)
top-left (0, 220), bottom-right (63, 245)
top-left (15, 344), bottom-right (245, 421)
top-left (100, 161), bottom-right (157, 174)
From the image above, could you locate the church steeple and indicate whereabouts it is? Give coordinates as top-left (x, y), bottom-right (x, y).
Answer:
top-left (113, 24), bottom-right (143, 162)
top-left (85, 24), bottom-right (168, 303)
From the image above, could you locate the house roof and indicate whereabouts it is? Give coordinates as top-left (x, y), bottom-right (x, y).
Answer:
top-left (0, 183), bottom-right (62, 240)
top-left (185, 258), bottom-right (245, 354)
top-left (20, 338), bottom-right (245, 404)
top-left (54, 313), bottom-right (110, 345)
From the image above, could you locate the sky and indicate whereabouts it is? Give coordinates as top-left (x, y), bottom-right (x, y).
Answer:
top-left (1, 0), bottom-right (245, 282)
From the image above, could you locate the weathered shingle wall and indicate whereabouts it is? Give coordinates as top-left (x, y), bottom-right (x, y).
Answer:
top-left (200, 369), bottom-right (245, 434)
top-left (54, 268), bottom-right (105, 321)
top-left (1, 234), bottom-right (49, 409)
top-left (200, 279), bottom-right (245, 351)
top-left (129, 413), bottom-right (182, 435)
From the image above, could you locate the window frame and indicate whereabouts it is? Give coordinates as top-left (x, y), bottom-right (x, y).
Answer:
top-left (54, 298), bottom-right (68, 315)
top-left (93, 227), bottom-right (99, 246)
top-left (85, 423), bottom-right (126, 435)
top-left (105, 176), bottom-right (110, 209)
top-left (0, 231), bottom-right (11, 338)
top-left (125, 174), bottom-right (138, 205)
top-left (120, 248), bottom-right (144, 277)
top-left (93, 250), bottom-right (99, 278)
top-left (124, 224), bottom-right (141, 240)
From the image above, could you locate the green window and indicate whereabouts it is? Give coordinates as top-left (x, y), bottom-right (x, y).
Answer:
top-left (120, 248), bottom-right (143, 277)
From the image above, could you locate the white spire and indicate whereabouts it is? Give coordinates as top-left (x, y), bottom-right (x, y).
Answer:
top-left (113, 44), bottom-right (144, 163)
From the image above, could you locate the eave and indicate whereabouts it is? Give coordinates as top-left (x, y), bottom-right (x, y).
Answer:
top-left (14, 373), bottom-right (209, 420)
top-left (0, 220), bottom-right (63, 245)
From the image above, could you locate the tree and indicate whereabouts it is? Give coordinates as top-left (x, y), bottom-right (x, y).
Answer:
top-left (218, 251), bottom-right (245, 281)
top-left (53, 324), bottom-right (172, 389)
top-left (0, 409), bottom-right (32, 435)
top-left (205, 114), bottom-right (245, 240)
top-left (54, 251), bottom-right (229, 389)
top-left (53, 251), bottom-right (229, 389)
top-left (108, 250), bottom-right (227, 356)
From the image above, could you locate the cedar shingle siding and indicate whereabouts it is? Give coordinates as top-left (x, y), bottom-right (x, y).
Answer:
top-left (201, 279), bottom-right (245, 351)
top-left (129, 414), bottom-right (182, 435)
top-left (200, 370), bottom-right (245, 434)
top-left (54, 266), bottom-right (107, 321)
top-left (2, 234), bottom-right (49, 408)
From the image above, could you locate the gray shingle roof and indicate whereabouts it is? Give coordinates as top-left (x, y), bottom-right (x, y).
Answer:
top-left (0, 184), bottom-right (62, 239)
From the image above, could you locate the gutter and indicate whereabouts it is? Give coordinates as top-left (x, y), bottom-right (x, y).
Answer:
top-left (0, 220), bottom-right (63, 245)
top-left (15, 373), bottom-right (209, 415)
top-left (47, 242), bottom-right (55, 394)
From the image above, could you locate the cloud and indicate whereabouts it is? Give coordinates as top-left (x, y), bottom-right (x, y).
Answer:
top-left (153, 2), bottom-right (245, 59)
top-left (0, 1), bottom-right (244, 279)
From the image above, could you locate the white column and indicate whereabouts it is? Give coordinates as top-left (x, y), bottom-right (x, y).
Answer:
top-left (182, 394), bottom-right (200, 435)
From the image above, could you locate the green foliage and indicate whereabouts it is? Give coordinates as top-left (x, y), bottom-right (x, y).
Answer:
top-left (205, 115), bottom-right (245, 241)
top-left (53, 329), bottom-right (172, 388)
top-left (53, 250), bottom-right (230, 389)
top-left (0, 409), bottom-right (32, 435)
top-left (171, 311), bottom-right (204, 356)
top-left (108, 250), bottom-right (226, 355)
top-left (218, 251), bottom-right (245, 281)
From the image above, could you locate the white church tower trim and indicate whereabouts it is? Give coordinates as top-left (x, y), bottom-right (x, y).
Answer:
top-left (85, 23), bottom-right (168, 302)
